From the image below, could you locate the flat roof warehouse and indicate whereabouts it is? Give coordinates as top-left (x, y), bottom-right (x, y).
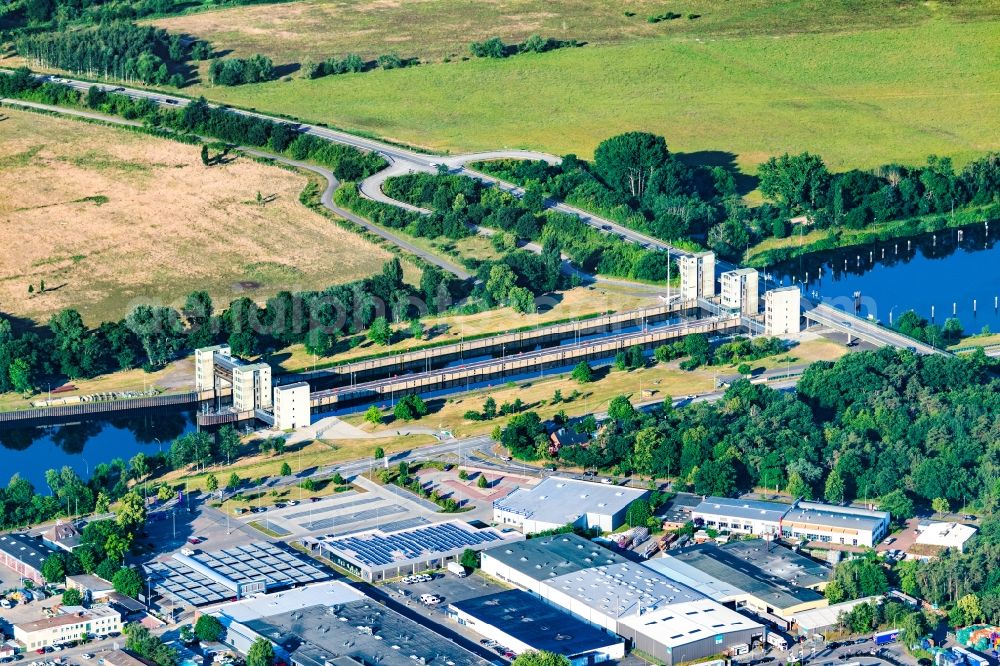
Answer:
top-left (145, 542), bottom-right (332, 606)
top-left (494, 477), bottom-right (647, 526)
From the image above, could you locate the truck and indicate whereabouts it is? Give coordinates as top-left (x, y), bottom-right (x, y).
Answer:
top-left (765, 631), bottom-right (791, 651)
top-left (447, 562), bottom-right (468, 577)
top-left (873, 629), bottom-right (900, 646)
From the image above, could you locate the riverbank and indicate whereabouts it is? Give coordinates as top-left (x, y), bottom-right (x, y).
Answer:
top-left (746, 205), bottom-right (998, 268)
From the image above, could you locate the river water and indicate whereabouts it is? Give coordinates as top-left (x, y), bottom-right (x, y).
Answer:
top-left (3, 222), bottom-right (998, 490)
top-left (769, 222), bottom-right (1000, 332)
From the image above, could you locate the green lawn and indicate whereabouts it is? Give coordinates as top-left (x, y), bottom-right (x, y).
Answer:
top-left (189, 18), bottom-right (1000, 172)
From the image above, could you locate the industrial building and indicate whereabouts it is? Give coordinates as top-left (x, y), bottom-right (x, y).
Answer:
top-left (14, 605), bottom-right (122, 650)
top-left (273, 382), bottom-right (311, 430)
top-left (693, 497), bottom-right (891, 549)
top-left (305, 519), bottom-right (520, 582)
top-left (647, 540), bottom-right (830, 624)
top-left (216, 582), bottom-right (490, 666)
top-left (481, 533), bottom-right (627, 594)
top-left (195, 344), bottom-right (272, 413)
top-left (720, 268), bottom-right (760, 315)
top-left (65, 574), bottom-right (115, 601)
top-left (492, 476), bottom-right (649, 534)
top-left (679, 252), bottom-right (716, 301)
top-left (0, 533), bottom-right (57, 585)
top-left (780, 501), bottom-right (890, 548)
top-left (448, 590), bottom-right (625, 665)
top-left (790, 596), bottom-right (882, 637)
top-left (539, 563), bottom-right (764, 666)
top-left (692, 497), bottom-right (788, 537)
top-left (100, 650), bottom-right (155, 666)
top-left (145, 542), bottom-right (331, 607)
top-left (914, 522), bottom-right (977, 554)
top-left (764, 287), bottom-right (801, 335)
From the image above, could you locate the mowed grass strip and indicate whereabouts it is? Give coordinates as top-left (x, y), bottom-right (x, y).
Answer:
top-left (195, 19), bottom-right (1000, 172)
top-left (0, 108), bottom-right (393, 326)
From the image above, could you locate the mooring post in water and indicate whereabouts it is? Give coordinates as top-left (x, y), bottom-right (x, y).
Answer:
top-left (853, 290), bottom-right (862, 315)
top-left (953, 302), bottom-right (957, 316)
top-left (931, 305), bottom-right (935, 322)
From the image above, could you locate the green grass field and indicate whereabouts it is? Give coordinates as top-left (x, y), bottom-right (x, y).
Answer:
top-left (189, 17), bottom-right (999, 172)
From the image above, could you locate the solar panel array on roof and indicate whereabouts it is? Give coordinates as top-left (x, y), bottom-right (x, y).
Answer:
top-left (323, 522), bottom-right (504, 567)
top-left (146, 542), bottom-right (331, 607)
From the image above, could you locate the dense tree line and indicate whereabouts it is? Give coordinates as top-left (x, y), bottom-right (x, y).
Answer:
top-left (475, 133), bottom-right (1000, 262)
top-left (381, 171), bottom-right (671, 282)
top-left (208, 54), bottom-right (275, 86)
top-left (5, 0), bottom-right (268, 29)
top-left (0, 69), bottom-right (388, 180)
top-left (0, 258), bottom-right (464, 396)
top-left (16, 22), bottom-right (187, 85)
top-left (498, 348), bottom-right (999, 516)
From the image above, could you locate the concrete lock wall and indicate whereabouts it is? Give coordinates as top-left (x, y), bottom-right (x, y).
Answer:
top-left (300, 302), bottom-right (701, 389)
top-left (311, 316), bottom-right (740, 411)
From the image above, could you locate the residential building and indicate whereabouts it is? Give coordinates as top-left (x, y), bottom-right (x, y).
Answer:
top-left (679, 252), bottom-right (716, 301)
top-left (781, 501), bottom-right (890, 548)
top-left (481, 533), bottom-right (627, 595)
top-left (448, 590), bottom-right (625, 666)
top-left (14, 605), bottom-right (122, 649)
top-left (273, 382), bottom-right (310, 430)
top-left (692, 496), bottom-right (788, 537)
top-left (492, 476), bottom-right (649, 534)
top-left (720, 268), bottom-right (760, 315)
top-left (41, 522), bottom-right (82, 552)
top-left (764, 287), bottom-right (801, 335)
top-left (0, 533), bottom-right (57, 585)
top-left (914, 522), bottom-right (977, 554)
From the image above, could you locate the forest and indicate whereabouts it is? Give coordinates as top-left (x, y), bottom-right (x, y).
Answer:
top-left (501, 347), bottom-right (1000, 518)
top-left (474, 133), bottom-right (1000, 262)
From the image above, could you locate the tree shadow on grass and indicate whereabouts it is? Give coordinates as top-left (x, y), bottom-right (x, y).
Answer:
top-left (676, 150), bottom-right (759, 196)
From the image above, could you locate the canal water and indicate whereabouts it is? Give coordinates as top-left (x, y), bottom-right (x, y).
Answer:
top-left (3, 222), bottom-right (998, 491)
top-left (768, 222), bottom-right (1000, 332)
top-left (0, 407), bottom-right (198, 489)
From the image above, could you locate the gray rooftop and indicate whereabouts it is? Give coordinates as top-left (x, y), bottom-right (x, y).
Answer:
top-left (0, 533), bottom-right (56, 571)
top-left (719, 539), bottom-right (830, 587)
top-left (494, 476), bottom-right (647, 526)
top-left (663, 541), bottom-right (827, 611)
top-left (783, 502), bottom-right (889, 531)
top-left (544, 562), bottom-right (704, 619)
top-left (692, 496), bottom-right (790, 523)
top-left (244, 599), bottom-right (489, 666)
top-left (450, 590), bottom-right (622, 657)
top-left (146, 542), bottom-right (331, 607)
top-left (482, 533), bottom-right (627, 582)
